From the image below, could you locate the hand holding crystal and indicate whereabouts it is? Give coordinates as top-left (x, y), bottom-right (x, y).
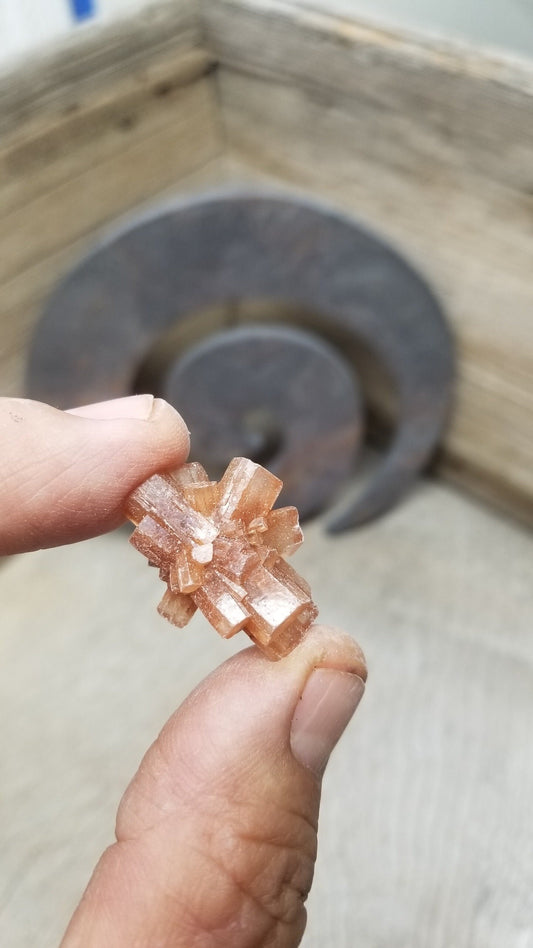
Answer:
top-left (0, 394), bottom-right (366, 948)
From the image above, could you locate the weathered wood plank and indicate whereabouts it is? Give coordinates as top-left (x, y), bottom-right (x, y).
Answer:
top-left (0, 48), bottom-right (216, 220)
top-left (204, 0), bottom-right (533, 191)
top-left (0, 154), bottom-right (229, 397)
top-left (203, 0), bottom-right (533, 524)
top-left (0, 0), bottom-right (200, 143)
top-left (1, 0), bottom-right (532, 525)
top-left (0, 76), bottom-right (221, 395)
top-left (1, 76), bottom-right (218, 286)
top-left (0, 1), bottom-right (223, 399)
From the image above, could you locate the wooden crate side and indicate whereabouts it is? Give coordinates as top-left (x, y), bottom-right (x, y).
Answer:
top-left (204, 0), bottom-right (533, 525)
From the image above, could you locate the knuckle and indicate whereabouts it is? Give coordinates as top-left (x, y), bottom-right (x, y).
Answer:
top-left (207, 799), bottom-right (318, 944)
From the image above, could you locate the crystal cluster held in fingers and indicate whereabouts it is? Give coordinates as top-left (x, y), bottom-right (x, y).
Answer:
top-left (125, 458), bottom-right (318, 660)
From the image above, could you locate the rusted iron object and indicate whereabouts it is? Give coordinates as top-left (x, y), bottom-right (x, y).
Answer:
top-left (164, 324), bottom-right (362, 520)
top-left (27, 191), bottom-right (454, 530)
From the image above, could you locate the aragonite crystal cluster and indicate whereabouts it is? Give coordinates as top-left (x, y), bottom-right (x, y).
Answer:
top-left (125, 458), bottom-right (318, 660)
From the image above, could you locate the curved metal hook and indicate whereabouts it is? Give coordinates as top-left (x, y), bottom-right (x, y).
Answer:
top-left (27, 190), bottom-right (454, 530)
top-left (164, 323), bottom-right (363, 520)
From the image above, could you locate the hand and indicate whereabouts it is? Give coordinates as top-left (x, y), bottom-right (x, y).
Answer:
top-left (1, 395), bottom-right (367, 948)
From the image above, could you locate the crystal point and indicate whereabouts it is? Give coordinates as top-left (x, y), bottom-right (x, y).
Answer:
top-left (125, 458), bottom-right (317, 660)
top-left (157, 588), bottom-right (197, 627)
top-left (262, 507), bottom-right (303, 556)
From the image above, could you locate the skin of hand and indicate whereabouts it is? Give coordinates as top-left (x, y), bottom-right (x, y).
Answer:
top-left (1, 394), bottom-right (367, 948)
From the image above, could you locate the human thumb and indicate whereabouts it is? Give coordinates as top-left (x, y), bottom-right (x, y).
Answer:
top-left (0, 395), bottom-right (189, 554)
top-left (61, 624), bottom-right (367, 948)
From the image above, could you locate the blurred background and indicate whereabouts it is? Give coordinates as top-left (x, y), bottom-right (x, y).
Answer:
top-left (2, 0), bottom-right (533, 62)
top-left (1, 1), bottom-right (532, 946)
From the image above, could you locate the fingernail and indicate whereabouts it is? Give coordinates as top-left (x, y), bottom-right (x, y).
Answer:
top-left (290, 669), bottom-right (365, 778)
top-left (66, 394), bottom-right (155, 421)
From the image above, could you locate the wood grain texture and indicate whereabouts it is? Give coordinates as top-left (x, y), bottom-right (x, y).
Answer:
top-left (1, 0), bottom-right (532, 523)
top-left (1, 483), bottom-right (532, 947)
top-left (0, 0), bottom-right (222, 398)
top-left (204, 0), bottom-right (533, 525)
top-left (0, 0), bottom-right (200, 144)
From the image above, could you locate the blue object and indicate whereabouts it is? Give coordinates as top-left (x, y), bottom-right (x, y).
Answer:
top-left (70, 0), bottom-right (96, 21)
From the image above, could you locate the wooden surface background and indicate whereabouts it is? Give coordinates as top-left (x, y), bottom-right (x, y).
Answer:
top-left (205, 0), bottom-right (533, 526)
top-left (1, 0), bottom-right (532, 525)
top-left (1, 481), bottom-right (532, 947)
top-left (1, 5), bottom-right (533, 947)
top-left (0, 0), bottom-right (222, 396)
top-left (1, 10), bottom-right (532, 939)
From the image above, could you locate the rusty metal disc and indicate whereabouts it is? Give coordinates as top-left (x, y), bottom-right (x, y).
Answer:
top-left (27, 190), bottom-right (454, 530)
top-left (164, 324), bottom-right (362, 519)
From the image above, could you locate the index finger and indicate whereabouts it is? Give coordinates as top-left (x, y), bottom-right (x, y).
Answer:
top-left (0, 395), bottom-right (189, 555)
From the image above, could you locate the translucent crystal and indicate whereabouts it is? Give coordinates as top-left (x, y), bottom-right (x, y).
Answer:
top-left (130, 515), bottom-right (179, 573)
top-left (193, 569), bottom-right (250, 639)
top-left (127, 473), bottom-right (217, 545)
top-left (170, 548), bottom-right (203, 594)
top-left (157, 588), bottom-right (197, 627)
top-left (270, 555), bottom-right (312, 598)
top-left (216, 458), bottom-right (282, 523)
top-left (170, 462), bottom-right (210, 488)
top-left (262, 507), bottom-right (303, 557)
top-left (125, 458), bottom-right (318, 660)
top-left (183, 482), bottom-right (219, 517)
top-left (191, 542), bottom-right (214, 565)
top-left (212, 535), bottom-right (261, 582)
top-left (241, 564), bottom-right (311, 652)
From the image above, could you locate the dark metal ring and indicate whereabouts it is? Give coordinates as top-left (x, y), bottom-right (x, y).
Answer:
top-left (27, 189), bottom-right (454, 530)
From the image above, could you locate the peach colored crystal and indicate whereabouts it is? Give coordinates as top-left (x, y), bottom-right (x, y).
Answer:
top-left (125, 458), bottom-right (318, 660)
